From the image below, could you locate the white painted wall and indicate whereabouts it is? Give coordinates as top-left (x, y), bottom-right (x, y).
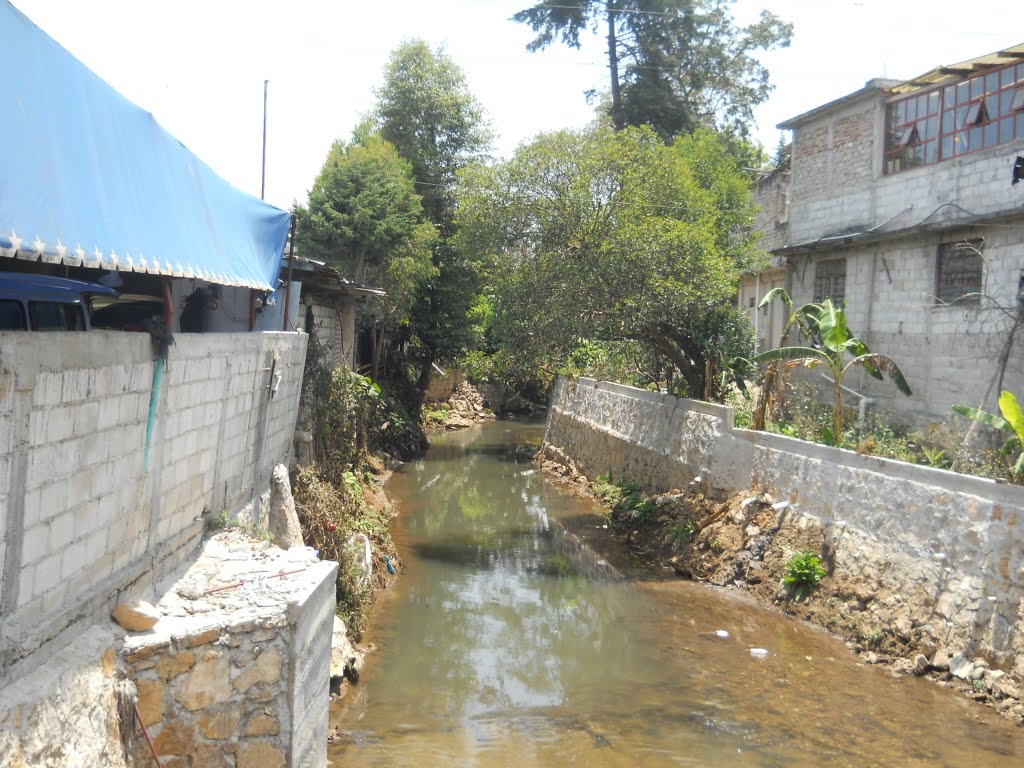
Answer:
top-left (0, 330), bottom-right (307, 686)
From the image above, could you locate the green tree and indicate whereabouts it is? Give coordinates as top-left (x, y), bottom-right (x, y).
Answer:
top-left (753, 291), bottom-right (912, 440)
top-left (374, 40), bottom-right (493, 402)
top-left (513, 0), bottom-right (791, 141)
top-left (456, 124), bottom-right (761, 398)
top-left (295, 129), bottom-right (436, 380)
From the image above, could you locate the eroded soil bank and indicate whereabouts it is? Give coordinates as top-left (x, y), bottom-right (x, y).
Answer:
top-left (537, 452), bottom-right (1024, 727)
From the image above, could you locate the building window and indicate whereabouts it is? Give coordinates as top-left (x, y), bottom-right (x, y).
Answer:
top-left (936, 240), bottom-right (983, 305)
top-left (813, 259), bottom-right (846, 303)
top-left (885, 61), bottom-right (1024, 174)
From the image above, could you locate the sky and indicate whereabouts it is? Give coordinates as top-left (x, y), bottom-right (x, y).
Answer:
top-left (9, 0), bottom-right (1023, 212)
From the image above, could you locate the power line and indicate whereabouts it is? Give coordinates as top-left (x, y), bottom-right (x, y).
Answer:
top-left (519, 2), bottom-right (686, 19)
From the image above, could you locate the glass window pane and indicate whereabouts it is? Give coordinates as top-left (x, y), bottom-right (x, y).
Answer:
top-left (985, 94), bottom-right (999, 120)
top-left (0, 300), bottom-right (26, 330)
top-left (906, 98), bottom-right (917, 121)
top-left (924, 116), bottom-right (938, 139)
top-left (957, 81), bottom-right (970, 103)
top-left (941, 135), bottom-right (954, 159)
top-left (1000, 116), bottom-right (1015, 143)
top-left (942, 109), bottom-right (955, 133)
top-left (29, 302), bottom-right (67, 331)
top-left (1002, 65), bottom-right (1017, 89)
top-left (971, 76), bottom-right (984, 99)
top-left (924, 140), bottom-right (937, 164)
top-left (984, 121), bottom-right (998, 146)
top-left (1001, 89), bottom-right (1015, 116)
top-left (894, 100), bottom-right (905, 124)
top-left (1017, 112), bottom-right (1024, 136)
top-left (1019, 63), bottom-right (1024, 83)
top-left (918, 93), bottom-right (929, 117)
top-left (927, 90), bottom-right (939, 114)
top-left (968, 125), bottom-right (983, 150)
top-left (944, 85), bottom-right (956, 107)
top-left (986, 71), bottom-right (999, 94)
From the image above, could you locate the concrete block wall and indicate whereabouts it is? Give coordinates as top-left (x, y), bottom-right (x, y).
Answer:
top-left (545, 377), bottom-right (1024, 672)
top-left (785, 226), bottom-right (1024, 422)
top-left (0, 330), bottom-right (307, 687)
top-left (787, 90), bottom-right (1024, 244)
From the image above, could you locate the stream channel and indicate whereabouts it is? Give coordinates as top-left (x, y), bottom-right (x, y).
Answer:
top-left (330, 420), bottom-right (1024, 766)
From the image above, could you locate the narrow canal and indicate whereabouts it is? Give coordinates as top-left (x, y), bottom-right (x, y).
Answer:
top-left (331, 421), bottom-right (1024, 766)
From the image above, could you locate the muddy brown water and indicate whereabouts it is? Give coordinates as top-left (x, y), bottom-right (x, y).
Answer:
top-left (330, 421), bottom-right (1024, 767)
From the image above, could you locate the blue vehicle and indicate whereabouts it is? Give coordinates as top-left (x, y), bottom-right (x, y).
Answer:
top-left (0, 272), bottom-right (118, 331)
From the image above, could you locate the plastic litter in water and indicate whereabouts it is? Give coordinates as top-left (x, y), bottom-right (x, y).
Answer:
top-left (749, 648), bottom-right (770, 659)
top-left (715, 630), bottom-right (729, 639)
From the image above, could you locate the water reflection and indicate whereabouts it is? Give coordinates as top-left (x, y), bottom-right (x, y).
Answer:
top-left (332, 422), bottom-right (1024, 767)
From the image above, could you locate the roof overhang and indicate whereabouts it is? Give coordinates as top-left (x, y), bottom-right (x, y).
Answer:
top-left (774, 206), bottom-right (1024, 256)
top-left (888, 43), bottom-right (1024, 96)
top-left (0, 1), bottom-right (291, 291)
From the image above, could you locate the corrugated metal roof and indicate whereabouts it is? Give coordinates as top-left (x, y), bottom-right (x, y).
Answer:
top-left (888, 43), bottom-right (1024, 95)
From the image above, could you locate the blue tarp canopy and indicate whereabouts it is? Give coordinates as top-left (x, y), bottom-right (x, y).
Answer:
top-left (0, 1), bottom-right (291, 290)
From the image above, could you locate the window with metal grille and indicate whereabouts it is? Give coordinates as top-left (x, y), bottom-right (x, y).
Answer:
top-left (813, 259), bottom-right (846, 303)
top-left (936, 240), bottom-right (983, 305)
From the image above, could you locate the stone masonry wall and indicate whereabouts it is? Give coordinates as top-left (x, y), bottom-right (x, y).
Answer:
top-left (544, 378), bottom-right (1024, 674)
top-left (121, 536), bottom-right (336, 768)
top-left (0, 330), bottom-right (307, 688)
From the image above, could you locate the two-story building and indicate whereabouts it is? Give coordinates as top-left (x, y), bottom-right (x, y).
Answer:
top-left (743, 45), bottom-right (1024, 426)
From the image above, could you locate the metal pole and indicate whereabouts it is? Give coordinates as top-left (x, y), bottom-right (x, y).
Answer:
top-left (282, 215), bottom-right (296, 331)
top-left (261, 79), bottom-right (268, 200)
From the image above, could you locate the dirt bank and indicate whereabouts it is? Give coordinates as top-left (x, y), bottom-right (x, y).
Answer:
top-left (537, 453), bottom-right (1024, 727)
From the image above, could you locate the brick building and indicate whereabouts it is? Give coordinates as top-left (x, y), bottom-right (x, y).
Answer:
top-left (742, 44), bottom-right (1024, 425)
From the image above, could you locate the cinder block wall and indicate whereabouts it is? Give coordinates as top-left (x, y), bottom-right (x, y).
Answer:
top-left (544, 377), bottom-right (1024, 673)
top-left (0, 330), bottom-right (307, 687)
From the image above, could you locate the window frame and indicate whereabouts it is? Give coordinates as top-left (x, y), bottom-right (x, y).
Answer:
top-left (813, 258), bottom-right (847, 304)
top-left (885, 61), bottom-right (1024, 174)
top-left (935, 239), bottom-right (984, 306)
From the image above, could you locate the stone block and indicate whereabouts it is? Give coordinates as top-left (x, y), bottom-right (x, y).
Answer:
top-left (233, 647), bottom-right (282, 693)
top-left (136, 678), bottom-right (165, 726)
top-left (243, 714), bottom-right (279, 737)
top-left (177, 650), bottom-right (231, 711)
top-left (152, 719), bottom-right (198, 756)
top-left (193, 743), bottom-right (234, 768)
top-left (236, 741), bottom-right (286, 768)
top-left (199, 704), bottom-right (243, 739)
top-left (156, 650), bottom-right (195, 681)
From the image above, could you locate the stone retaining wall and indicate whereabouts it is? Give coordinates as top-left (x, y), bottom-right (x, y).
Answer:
top-left (121, 534), bottom-right (336, 768)
top-left (544, 377), bottom-right (1024, 673)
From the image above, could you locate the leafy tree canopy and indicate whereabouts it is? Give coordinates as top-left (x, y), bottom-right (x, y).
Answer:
top-left (296, 126), bottom-right (435, 285)
top-left (373, 41), bottom-right (494, 395)
top-left (513, 0), bottom-right (792, 141)
top-left (295, 127), bottom-right (437, 380)
top-left (456, 124), bottom-right (763, 396)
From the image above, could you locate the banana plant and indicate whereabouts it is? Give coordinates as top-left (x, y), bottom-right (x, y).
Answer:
top-left (952, 391), bottom-right (1024, 479)
top-left (753, 291), bottom-right (912, 440)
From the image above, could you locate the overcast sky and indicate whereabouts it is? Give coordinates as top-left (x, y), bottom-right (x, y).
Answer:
top-left (10, 0), bottom-right (1022, 212)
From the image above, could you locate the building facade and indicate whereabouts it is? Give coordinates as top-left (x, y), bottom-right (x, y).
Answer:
top-left (743, 46), bottom-right (1024, 425)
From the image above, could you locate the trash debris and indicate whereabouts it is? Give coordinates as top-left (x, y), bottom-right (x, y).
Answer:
top-left (749, 648), bottom-right (770, 659)
top-left (715, 630), bottom-right (729, 639)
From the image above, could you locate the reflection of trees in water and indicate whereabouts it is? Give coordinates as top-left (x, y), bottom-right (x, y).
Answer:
top-left (387, 425), bottom-right (648, 722)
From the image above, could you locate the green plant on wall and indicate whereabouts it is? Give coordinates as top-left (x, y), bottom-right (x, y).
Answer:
top-left (754, 290), bottom-right (912, 440)
top-left (953, 390), bottom-right (1024, 481)
top-left (783, 551), bottom-right (827, 601)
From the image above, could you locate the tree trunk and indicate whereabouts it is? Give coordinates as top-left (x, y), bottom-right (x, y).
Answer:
top-left (607, 4), bottom-right (624, 130)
